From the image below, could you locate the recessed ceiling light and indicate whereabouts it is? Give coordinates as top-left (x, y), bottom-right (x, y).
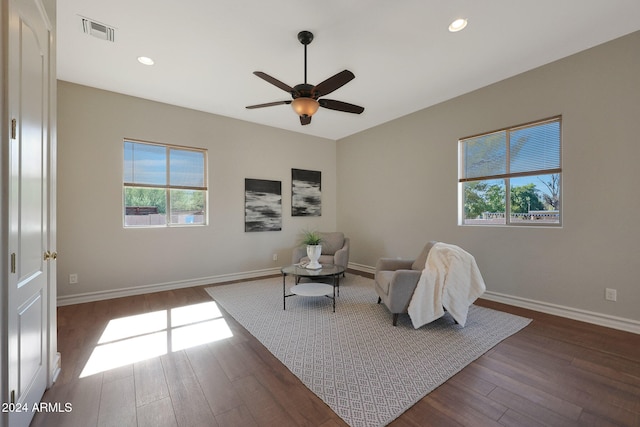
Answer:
top-left (137, 56), bottom-right (154, 65)
top-left (448, 18), bottom-right (468, 32)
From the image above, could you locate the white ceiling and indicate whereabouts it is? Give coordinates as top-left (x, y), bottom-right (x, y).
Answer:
top-left (57, 1), bottom-right (640, 140)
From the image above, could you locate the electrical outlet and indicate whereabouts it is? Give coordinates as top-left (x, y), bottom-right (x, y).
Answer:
top-left (605, 288), bottom-right (617, 301)
top-left (69, 273), bottom-right (78, 284)
top-left (272, 253), bottom-right (278, 261)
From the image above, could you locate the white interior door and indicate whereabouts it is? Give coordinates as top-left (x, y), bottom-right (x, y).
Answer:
top-left (7, 0), bottom-right (53, 426)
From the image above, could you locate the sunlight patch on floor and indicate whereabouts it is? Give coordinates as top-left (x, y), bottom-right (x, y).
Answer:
top-left (80, 301), bottom-right (232, 378)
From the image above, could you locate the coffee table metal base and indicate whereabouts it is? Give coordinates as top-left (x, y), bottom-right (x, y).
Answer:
top-left (288, 283), bottom-right (335, 312)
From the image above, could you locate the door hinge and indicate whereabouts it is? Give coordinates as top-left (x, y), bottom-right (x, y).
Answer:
top-left (11, 118), bottom-right (17, 139)
top-left (11, 253), bottom-right (16, 273)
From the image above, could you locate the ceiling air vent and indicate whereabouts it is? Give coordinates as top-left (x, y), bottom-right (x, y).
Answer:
top-left (81, 17), bottom-right (115, 42)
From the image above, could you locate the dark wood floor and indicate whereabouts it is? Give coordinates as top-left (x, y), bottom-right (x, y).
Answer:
top-left (32, 274), bottom-right (640, 427)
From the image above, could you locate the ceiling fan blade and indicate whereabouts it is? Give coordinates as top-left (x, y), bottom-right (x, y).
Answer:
top-left (300, 115), bottom-right (312, 125)
top-left (312, 70), bottom-right (355, 98)
top-left (253, 71), bottom-right (294, 93)
top-left (246, 100), bottom-right (291, 109)
top-left (318, 99), bottom-right (364, 114)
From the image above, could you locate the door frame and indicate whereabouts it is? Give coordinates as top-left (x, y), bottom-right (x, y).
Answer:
top-left (1, 0), bottom-right (57, 426)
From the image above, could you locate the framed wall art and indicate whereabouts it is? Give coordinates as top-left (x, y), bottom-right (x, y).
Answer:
top-left (291, 168), bottom-right (321, 216)
top-left (245, 178), bottom-right (282, 232)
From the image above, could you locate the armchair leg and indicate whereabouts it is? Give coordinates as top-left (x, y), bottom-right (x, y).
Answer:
top-left (377, 297), bottom-right (381, 304)
top-left (392, 313), bottom-right (399, 326)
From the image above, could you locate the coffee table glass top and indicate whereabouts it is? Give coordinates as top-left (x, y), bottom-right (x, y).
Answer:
top-left (281, 264), bottom-right (345, 277)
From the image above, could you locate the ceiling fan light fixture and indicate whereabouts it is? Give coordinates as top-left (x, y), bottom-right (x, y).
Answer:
top-left (449, 18), bottom-right (468, 32)
top-left (291, 97), bottom-right (319, 117)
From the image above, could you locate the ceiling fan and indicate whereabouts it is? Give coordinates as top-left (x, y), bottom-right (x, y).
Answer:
top-left (246, 30), bottom-right (364, 126)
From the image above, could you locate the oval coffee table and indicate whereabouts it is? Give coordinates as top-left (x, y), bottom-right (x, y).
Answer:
top-left (281, 264), bottom-right (345, 312)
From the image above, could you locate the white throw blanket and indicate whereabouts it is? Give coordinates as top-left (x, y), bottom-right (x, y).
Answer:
top-left (407, 242), bottom-right (486, 328)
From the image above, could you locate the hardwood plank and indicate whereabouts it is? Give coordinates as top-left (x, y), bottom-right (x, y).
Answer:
top-left (423, 391), bottom-right (504, 427)
top-left (392, 397), bottom-right (466, 427)
top-left (209, 340), bottom-right (266, 381)
top-left (317, 419), bottom-right (349, 427)
top-left (102, 363), bottom-right (133, 384)
top-left (98, 376), bottom-right (137, 427)
top-left (579, 409), bottom-right (640, 427)
top-left (471, 357), bottom-right (584, 420)
top-left (498, 408), bottom-right (546, 427)
top-left (214, 405), bottom-right (258, 427)
top-left (185, 344), bottom-right (243, 416)
top-left (448, 369), bottom-right (498, 396)
top-left (31, 374), bottom-right (102, 427)
top-left (431, 382), bottom-right (507, 421)
top-left (161, 350), bottom-right (218, 427)
top-left (488, 386), bottom-right (579, 427)
top-left (134, 356), bottom-right (170, 407)
top-left (571, 353), bottom-right (640, 386)
top-left (232, 374), bottom-right (299, 426)
top-left (136, 397), bottom-right (178, 427)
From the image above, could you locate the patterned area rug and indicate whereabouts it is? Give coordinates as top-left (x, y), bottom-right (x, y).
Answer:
top-left (205, 274), bottom-right (530, 426)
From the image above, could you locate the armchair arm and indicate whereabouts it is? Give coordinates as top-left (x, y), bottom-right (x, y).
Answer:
top-left (387, 269), bottom-right (423, 313)
top-left (375, 258), bottom-right (414, 272)
top-left (333, 237), bottom-right (350, 269)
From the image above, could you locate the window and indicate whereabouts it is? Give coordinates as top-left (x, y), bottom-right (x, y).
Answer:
top-left (458, 117), bottom-right (561, 226)
top-left (123, 139), bottom-right (207, 227)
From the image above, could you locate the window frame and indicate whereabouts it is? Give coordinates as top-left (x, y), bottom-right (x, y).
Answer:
top-left (123, 138), bottom-right (208, 228)
top-left (458, 116), bottom-right (562, 227)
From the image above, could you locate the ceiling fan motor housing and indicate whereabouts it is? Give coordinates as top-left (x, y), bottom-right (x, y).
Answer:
top-left (292, 83), bottom-right (314, 99)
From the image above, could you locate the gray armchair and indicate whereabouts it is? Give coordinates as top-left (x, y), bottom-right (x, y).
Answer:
top-left (374, 241), bottom-right (437, 326)
top-left (292, 231), bottom-right (350, 271)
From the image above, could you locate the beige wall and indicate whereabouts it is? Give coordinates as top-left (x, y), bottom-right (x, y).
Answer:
top-left (337, 31), bottom-right (640, 323)
top-left (57, 81), bottom-right (336, 300)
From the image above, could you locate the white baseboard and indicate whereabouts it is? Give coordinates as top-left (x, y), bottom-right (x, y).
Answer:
top-left (56, 267), bottom-right (281, 306)
top-left (482, 290), bottom-right (640, 335)
top-left (348, 262), bottom-right (375, 275)
top-left (50, 352), bottom-right (61, 385)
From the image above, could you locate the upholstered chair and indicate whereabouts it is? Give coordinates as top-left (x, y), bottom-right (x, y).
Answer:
top-left (374, 241), bottom-right (437, 326)
top-left (291, 231), bottom-right (350, 271)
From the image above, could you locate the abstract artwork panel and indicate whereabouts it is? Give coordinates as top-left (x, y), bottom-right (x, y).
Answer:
top-left (291, 168), bottom-right (321, 216)
top-left (245, 178), bottom-right (282, 232)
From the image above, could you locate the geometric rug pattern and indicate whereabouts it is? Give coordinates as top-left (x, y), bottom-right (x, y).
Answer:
top-left (206, 274), bottom-right (531, 426)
